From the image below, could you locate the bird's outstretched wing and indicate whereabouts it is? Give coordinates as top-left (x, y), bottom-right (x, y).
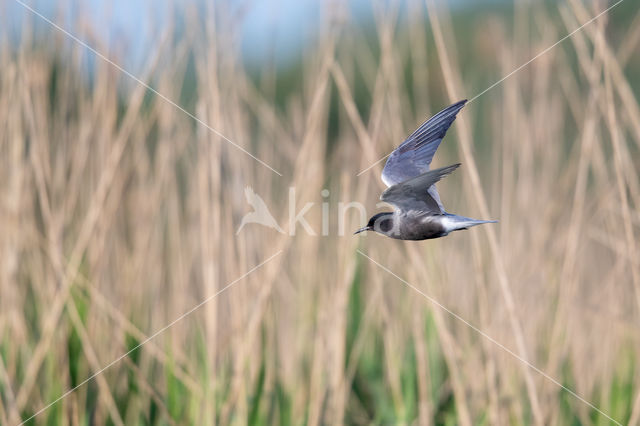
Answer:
top-left (381, 100), bottom-right (466, 213)
top-left (381, 164), bottom-right (460, 213)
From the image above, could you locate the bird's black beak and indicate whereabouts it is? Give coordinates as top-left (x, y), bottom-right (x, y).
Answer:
top-left (354, 226), bottom-right (371, 235)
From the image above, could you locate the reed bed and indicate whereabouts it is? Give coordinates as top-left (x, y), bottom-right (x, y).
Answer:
top-left (1, 0), bottom-right (639, 424)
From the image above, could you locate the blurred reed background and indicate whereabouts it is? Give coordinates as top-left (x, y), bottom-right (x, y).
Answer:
top-left (1, 0), bottom-right (640, 424)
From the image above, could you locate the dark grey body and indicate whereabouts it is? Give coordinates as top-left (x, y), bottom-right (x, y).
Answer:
top-left (393, 213), bottom-right (448, 240)
top-left (362, 211), bottom-right (494, 241)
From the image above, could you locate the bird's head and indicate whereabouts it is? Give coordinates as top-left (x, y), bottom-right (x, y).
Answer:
top-left (354, 212), bottom-right (394, 235)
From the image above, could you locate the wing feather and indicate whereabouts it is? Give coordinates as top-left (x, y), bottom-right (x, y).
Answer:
top-left (381, 100), bottom-right (466, 186)
top-left (381, 164), bottom-right (460, 214)
top-left (380, 100), bottom-right (466, 213)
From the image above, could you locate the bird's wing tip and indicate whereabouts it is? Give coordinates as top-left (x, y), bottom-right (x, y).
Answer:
top-left (441, 163), bottom-right (461, 173)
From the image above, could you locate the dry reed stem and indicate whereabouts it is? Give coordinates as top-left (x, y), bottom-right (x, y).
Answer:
top-left (543, 5), bottom-right (605, 392)
top-left (405, 248), bottom-right (474, 426)
top-left (14, 29), bottom-right (168, 410)
top-left (425, 0), bottom-right (544, 423)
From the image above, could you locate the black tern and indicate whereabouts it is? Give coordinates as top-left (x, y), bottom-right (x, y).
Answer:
top-left (355, 100), bottom-right (497, 240)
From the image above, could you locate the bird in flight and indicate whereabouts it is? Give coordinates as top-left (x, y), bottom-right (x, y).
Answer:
top-left (354, 100), bottom-right (497, 240)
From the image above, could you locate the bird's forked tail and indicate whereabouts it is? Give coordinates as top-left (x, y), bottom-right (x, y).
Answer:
top-left (443, 214), bottom-right (498, 232)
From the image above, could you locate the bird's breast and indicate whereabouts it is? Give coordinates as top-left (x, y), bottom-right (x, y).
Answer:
top-left (395, 213), bottom-right (448, 240)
